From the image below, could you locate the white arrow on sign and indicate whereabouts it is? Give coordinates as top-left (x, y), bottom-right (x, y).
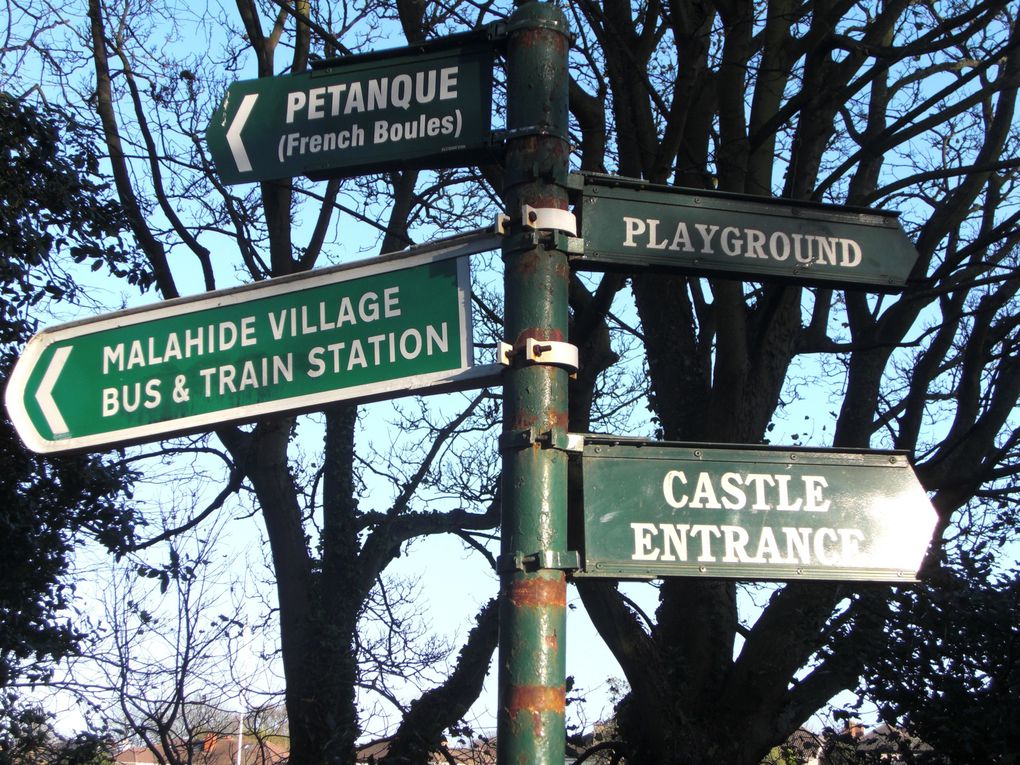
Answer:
top-left (226, 94), bottom-right (258, 173)
top-left (35, 345), bottom-right (72, 436)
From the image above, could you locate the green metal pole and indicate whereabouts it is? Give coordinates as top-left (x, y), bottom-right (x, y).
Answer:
top-left (498, 3), bottom-right (572, 765)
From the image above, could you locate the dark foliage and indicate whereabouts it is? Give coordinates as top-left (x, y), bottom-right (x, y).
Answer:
top-left (0, 93), bottom-right (137, 755)
top-left (0, 394), bottom-right (136, 689)
top-left (863, 557), bottom-right (1020, 764)
top-left (0, 93), bottom-right (151, 349)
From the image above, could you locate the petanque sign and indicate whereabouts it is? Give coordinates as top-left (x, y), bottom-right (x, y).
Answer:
top-left (5, 238), bottom-right (501, 454)
top-left (576, 173), bottom-right (919, 291)
top-left (572, 438), bottom-right (938, 582)
top-left (207, 33), bottom-right (496, 184)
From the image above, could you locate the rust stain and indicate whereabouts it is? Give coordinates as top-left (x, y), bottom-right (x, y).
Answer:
top-left (510, 577), bottom-right (566, 608)
top-left (545, 631), bottom-right (559, 651)
top-left (507, 684), bottom-right (566, 717)
top-left (507, 413), bottom-right (540, 432)
top-left (506, 243), bottom-right (570, 279)
top-left (545, 407), bottom-right (569, 431)
top-left (518, 189), bottom-right (568, 210)
top-left (513, 327), bottom-right (567, 344)
top-left (516, 27), bottom-right (546, 47)
top-left (511, 247), bottom-right (543, 277)
top-left (514, 28), bottom-right (570, 59)
top-left (506, 398), bottom-right (570, 434)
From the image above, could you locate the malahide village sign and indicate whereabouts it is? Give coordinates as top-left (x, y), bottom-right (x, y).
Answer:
top-left (5, 237), bottom-right (499, 454)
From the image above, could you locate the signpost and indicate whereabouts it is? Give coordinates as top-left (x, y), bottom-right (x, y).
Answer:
top-left (496, 6), bottom-right (572, 765)
top-left (206, 33), bottom-right (496, 184)
top-left (572, 437), bottom-right (938, 582)
top-left (576, 173), bottom-right (919, 290)
top-left (5, 236), bottom-right (501, 454)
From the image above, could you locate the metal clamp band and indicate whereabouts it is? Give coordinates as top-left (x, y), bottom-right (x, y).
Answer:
top-left (499, 338), bottom-right (579, 371)
top-left (498, 550), bottom-right (581, 573)
top-left (521, 204), bottom-right (577, 235)
top-left (501, 124), bottom-right (571, 142)
top-left (506, 15), bottom-right (574, 38)
top-left (496, 205), bottom-right (577, 237)
top-left (499, 427), bottom-right (584, 453)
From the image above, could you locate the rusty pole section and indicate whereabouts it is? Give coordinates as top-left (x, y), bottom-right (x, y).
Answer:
top-left (497, 2), bottom-right (572, 764)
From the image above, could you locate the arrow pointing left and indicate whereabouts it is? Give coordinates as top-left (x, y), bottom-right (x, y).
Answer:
top-left (226, 93), bottom-right (258, 173)
top-left (35, 345), bottom-right (71, 435)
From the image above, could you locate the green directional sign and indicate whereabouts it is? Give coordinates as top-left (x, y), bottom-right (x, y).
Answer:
top-left (206, 34), bottom-right (495, 184)
top-left (576, 174), bottom-right (919, 291)
top-left (5, 237), bottom-right (501, 454)
top-left (572, 437), bottom-right (938, 582)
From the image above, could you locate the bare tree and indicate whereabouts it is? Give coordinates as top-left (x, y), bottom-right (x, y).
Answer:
top-left (562, 2), bottom-right (1020, 762)
top-left (10, 1), bottom-right (1020, 763)
top-left (54, 522), bottom-right (252, 765)
top-left (5, 0), bottom-right (508, 762)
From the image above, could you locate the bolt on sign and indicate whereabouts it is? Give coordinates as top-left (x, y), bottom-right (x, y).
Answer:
top-left (5, 239), bottom-right (499, 454)
top-left (572, 438), bottom-right (938, 582)
top-left (206, 31), bottom-right (497, 184)
top-left (575, 173), bottom-right (919, 291)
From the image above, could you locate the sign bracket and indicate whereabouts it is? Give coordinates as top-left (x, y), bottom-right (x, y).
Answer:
top-left (499, 337), bottom-right (579, 372)
top-left (498, 228), bottom-right (583, 258)
top-left (497, 205), bottom-right (577, 236)
top-left (498, 426), bottom-right (583, 453)
top-left (521, 204), bottom-right (576, 234)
